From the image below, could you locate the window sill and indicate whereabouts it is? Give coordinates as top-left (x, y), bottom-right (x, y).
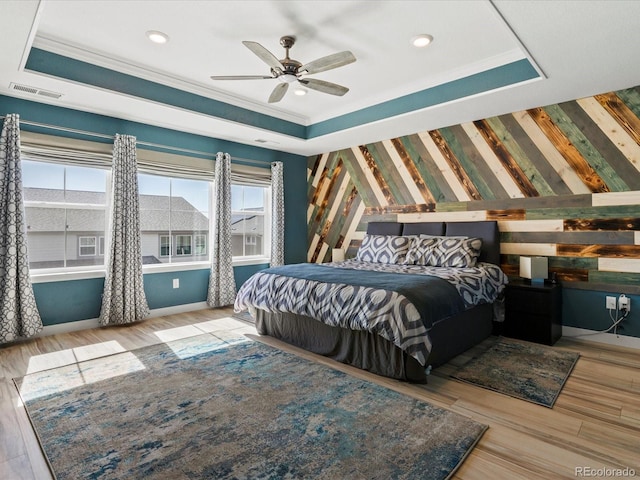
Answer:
top-left (30, 257), bottom-right (271, 283)
top-left (31, 269), bottom-right (106, 284)
top-left (232, 256), bottom-right (270, 267)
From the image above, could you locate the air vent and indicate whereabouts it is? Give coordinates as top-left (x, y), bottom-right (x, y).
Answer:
top-left (10, 83), bottom-right (63, 99)
top-left (254, 139), bottom-right (269, 144)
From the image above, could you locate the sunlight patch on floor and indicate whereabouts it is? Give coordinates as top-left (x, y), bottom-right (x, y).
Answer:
top-left (26, 340), bottom-right (127, 374)
top-left (19, 352), bottom-right (146, 401)
top-left (163, 333), bottom-right (250, 360)
top-left (194, 316), bottom-right (250, 333)
top-left (153, 325), bottom-right (205, 343)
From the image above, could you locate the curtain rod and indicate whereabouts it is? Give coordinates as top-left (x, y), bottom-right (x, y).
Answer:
top-left (0, 116), bottom-right (272, 167)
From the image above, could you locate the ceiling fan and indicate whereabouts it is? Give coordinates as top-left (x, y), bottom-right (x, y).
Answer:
top-left (210, 36), bottom-right (356, 103)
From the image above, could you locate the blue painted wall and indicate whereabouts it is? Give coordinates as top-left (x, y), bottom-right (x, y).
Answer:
top-left (563, 288), bottom-right (640, 338)
top-left (1, 95), bottom-right (307, 326)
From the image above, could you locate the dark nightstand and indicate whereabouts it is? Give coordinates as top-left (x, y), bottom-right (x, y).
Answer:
top-left (503, 279), bottom-right (562, 345)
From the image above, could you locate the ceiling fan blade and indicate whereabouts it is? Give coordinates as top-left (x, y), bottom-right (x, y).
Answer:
top-left (268, 83), bottom-right (289, 103)
top-left (242, 41), bottom-right (285, 72)
top-left (210, 75), bottom-right (274, 80)
top-left (299, 78), bottom-right (349, 96)
top-left (299, 51), bottom-right (356, 74)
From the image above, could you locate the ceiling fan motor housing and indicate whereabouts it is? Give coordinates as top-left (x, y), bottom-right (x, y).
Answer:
top-left (275, 36), bottom-right (302, 76)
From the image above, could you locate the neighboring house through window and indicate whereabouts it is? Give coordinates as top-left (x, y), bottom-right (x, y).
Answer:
top-left (195, 234), bottom-right (207, 255)
top-left (231, 184), bottom-right (269, 258)
top-left (160, 235), bottom-right (171, 257)
top-left (176, 235), bottom-right (192, 256)
top-left (22, 160), bottom-right (109, 270)
top-left (79, 236), bottom-right (97, 256)
top-left (21, 146), bottom-right (273, 273)
top-left (138, 173), bottom-right (210, 265)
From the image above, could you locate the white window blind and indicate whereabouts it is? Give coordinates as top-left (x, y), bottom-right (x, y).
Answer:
top-left (20, 131), bottom-right (112, 168)
top-left (231, 163), bottom-right (272, 186)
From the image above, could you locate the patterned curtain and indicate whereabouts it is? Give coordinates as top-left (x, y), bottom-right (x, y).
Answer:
top-left (99, 134), bottom-right (149, 325)
top-left (270, 161), bottom-right (284, 267)
top-left (207, 152), bottom-right (236, 307)
top-left (0, 114), bottom-right (43, 342)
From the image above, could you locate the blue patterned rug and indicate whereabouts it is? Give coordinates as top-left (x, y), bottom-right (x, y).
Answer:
top-left (451, 337), bottom-right (580, 408)
top-left (15, 334), bottom-right (487, 480)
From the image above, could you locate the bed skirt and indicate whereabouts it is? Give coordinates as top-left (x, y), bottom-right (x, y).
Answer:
top-left (255, 303), bottom-right (494, 383)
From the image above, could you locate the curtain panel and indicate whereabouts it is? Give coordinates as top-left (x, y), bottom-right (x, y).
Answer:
top-left (0, 114), bottom-right (43, 342)
top-left (99, 134), bottom-right (150, 325)
top-left (207, 152), bottom-right (236, 307)
top-left (270, 161), bottom-right (284, 267)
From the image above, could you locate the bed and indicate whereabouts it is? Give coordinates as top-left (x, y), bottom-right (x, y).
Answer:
top-left (235, 220), bottom-right (507, 383)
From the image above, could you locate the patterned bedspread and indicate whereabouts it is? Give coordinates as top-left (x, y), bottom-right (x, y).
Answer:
top-left (234, 261), bottom-right (508, 366)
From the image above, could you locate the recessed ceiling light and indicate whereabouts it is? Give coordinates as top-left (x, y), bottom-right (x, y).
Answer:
top-left (294, 88), bottom-right (307, 96)
top-left (146, 30), bottom-right (169, 44)
top-left (411, 34), bottom-right (433, 48)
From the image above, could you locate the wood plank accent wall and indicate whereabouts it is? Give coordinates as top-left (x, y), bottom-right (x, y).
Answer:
top-left (307, 86), bottom-right (640, 289)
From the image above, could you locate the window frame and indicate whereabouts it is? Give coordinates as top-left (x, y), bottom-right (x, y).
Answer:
top-left (194, 233), bottom-right (207, 255)
top-left (175, 234), bottom-right (193, 256)
top-left (22, 144), bottom-right (274, 283)
top-left (230, 182), bottom-right (271, 261)
top-left (159, 235), bottom-right (172, 257)
top-left (22, 158), bottom-right (110, 274)
top-left (78, 236), bottom-right (97, 257)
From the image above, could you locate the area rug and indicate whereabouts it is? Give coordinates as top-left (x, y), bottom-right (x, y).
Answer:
top-left (451, 337), bottom-right (580, 408)
top-left (15, 334), bottom-right (487, 480)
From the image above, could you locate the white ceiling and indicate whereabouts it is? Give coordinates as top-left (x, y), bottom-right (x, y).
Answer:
top-left (1, 0), bottom-right (640, 157)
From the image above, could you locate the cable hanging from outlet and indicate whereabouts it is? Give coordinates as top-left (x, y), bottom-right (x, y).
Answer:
top-left (568, 293), bottom-right (631, 338)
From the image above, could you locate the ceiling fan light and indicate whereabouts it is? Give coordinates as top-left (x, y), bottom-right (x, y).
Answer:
top-left (146, 30), bottom-right (169, 44)
top-left (278, 74), bottom-right (298, 84)
top-left (294, 88), bottom-right (307, 96)
top-left (411, 34), bottom-right (433, 48)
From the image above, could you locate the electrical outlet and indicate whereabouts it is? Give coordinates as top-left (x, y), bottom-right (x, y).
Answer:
top-left (619, 294), bottom-right (630, 312)
top-left (606, 296), bottom-right (617, 310)
top-left (173, 278), bottom-right (179, 289)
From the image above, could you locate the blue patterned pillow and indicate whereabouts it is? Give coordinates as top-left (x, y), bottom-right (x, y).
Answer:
top-left (419, 235), bottom-right (483, 268)
top-left (356, 235), bottom-right (412, 264)
top-left (403, 236), bottom-right (439, 265)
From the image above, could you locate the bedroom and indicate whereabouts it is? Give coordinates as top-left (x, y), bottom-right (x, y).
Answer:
top-left (1, 0), bottom-right (639, 478)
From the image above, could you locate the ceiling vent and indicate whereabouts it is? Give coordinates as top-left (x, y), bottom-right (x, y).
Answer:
top-left (9, 83), bottom-right (63, 99)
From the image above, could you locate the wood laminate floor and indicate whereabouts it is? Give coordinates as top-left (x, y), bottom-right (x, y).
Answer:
top-left (1, 307), bottom-right (638, 479)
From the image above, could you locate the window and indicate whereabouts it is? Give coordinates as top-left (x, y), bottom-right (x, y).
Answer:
top-left (22, 160), bottom-right (109, 270)
top-left (195, 234), bottom-right (207, 255)
top-left (79, 236), bottom-right (97, 256)
top-left (231, 184), bottom-right (269, 258)
top-left (21, 140), bottom-right (272, 275)
top-left (139, 174), bottom-right (210, 264)
top-left (160, 235), bottom-right (171, 257)
top-left (176, 235), bottom-right (192, 256)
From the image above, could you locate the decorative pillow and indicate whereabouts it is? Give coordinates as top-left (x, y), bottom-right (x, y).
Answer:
top-left (418, 235), bottom-right (483, 268)
top-left (356, 234), bottom-right (412, 264)
top-left (403, 236), bottom-right (439, 265)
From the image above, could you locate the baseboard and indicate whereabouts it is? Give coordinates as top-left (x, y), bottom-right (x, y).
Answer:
top-left (39, 301), bottom-right (211, 337)
top-left (39, 317), bottom-right (101, 337)
top-left (562, 326), bottom-right (640, 350)
top-left (147, 301), bottom-right (209, 318)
